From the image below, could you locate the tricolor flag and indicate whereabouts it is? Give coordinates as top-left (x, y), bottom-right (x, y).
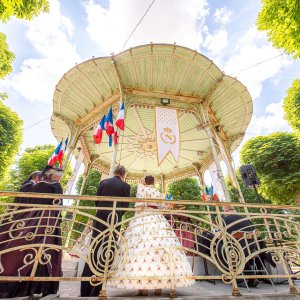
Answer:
top-left (105, 107), bottom-right (114, 146)
top-left (57, 137), bottom-right (68, 168)
top-left (48, 141), bottom-right (62, 166)
top-left (115, 102), bottom-right (125, 131)
top-left (105, 107), bottom-right (114, 135)
top-left (93, 115), bottom-right (106, 144)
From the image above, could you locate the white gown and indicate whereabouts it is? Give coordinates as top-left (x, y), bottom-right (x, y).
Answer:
top-left (108, 185), bottom-right (194, 290)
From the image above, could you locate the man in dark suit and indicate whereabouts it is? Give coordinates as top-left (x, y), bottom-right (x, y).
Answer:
top-left (80, 165), bottom-right (130, 297)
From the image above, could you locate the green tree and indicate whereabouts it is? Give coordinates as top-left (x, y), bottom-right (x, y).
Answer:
top-left (240, 132), bottom-right (300, 205)
top-left (0, 0), bottom-right (49, 22)
top-left (0, 98), bottom-right (23, 187)
top-left (256, 0), bottom-right (300, 58)
top-left (0, 32), bottom-right (14, 78)
top-left (283, 79), bottom-right (300, 133)
top-left (167, 178), bottom-right (201, 201)
top-left (75, 169), bottom-right (102, 195)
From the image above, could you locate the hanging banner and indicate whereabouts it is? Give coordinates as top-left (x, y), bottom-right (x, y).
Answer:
top-left (65, 151), bottom-right (84, 194)
top-left (155, 107), bottom-right (180, 165)
top-left (209, 162), bottom-right (225, 202)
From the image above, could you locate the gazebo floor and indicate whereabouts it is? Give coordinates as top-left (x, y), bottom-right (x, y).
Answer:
top-left (6, 280), bottom-right (300, 300)
top-left (56, 280), bottom-right (300, 300)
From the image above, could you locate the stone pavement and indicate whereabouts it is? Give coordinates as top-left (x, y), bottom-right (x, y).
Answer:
top-left (58, 280), bottom-right (300, 299)
top-left (57, 253), bottom-right (300, 299)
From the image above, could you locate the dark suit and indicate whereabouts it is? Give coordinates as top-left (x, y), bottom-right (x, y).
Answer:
top-left (80, 176), bottom-right (130, 297)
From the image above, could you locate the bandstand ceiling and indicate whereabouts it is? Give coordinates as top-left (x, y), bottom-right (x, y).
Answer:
top-left (51, 43), bottom-right (252, 183)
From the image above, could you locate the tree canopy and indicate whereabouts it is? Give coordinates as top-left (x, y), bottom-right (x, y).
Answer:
top-left (75, 169), bottom-right (102, 196)
top-left (0, 99), bottom-right (23, 186)
top-left (0, 0), bottom-right (49, 22)
top-left (283, 79), bottom-right (300, 133)
top-left (167, 178), bottom-right (201, 201)
top-left (256, 0), bottom-right (300, 58)
top-left (240, 132), bottom-right (300, 204)
top-left (0, 33), bottom-right (14, 78)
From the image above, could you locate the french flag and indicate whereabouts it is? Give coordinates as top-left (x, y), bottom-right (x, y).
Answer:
top-left (57, 137), bottom-right (68, 168)
top-left (105, 107), bottom-right (114, 136)
top-left (93, 115), bottom-right (106, 144)
top-left (115, 102), bottom-right (125, 131)
top-left (105, 107), bottom-right (115, 146)
top-left (48, 140), bottom-right (62, 166)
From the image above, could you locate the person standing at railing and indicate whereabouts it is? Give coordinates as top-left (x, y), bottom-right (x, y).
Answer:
top-left (80, 165), bottom-right (130, 297)
top-left (108, 175), bottom-right (195, 297)
top-left (0, 165), bottom-right (63, 299)
top-left (13, 170), bottom-right (42, 204)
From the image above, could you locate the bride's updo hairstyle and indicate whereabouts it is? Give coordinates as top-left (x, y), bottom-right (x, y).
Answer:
top-left (144, 175), bottom-right (155, 185)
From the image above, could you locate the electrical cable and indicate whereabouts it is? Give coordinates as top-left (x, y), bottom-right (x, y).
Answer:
top-left (122, 0), bottom-right (157, 49)
top-left (229, 53), bottom-right (284, 76)
top-left (24, 116), bottom-right (51, 131)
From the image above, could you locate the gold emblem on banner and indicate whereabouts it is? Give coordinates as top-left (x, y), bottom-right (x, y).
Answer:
top-left (160, 128), bottom-right (176, 144)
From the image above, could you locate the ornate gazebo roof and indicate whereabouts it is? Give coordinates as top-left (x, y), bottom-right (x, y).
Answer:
top-left (51, 43), bottom-right (252, 183)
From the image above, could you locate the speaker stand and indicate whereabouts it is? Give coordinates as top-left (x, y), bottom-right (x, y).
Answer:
top-left (253, 184), bottom-right (264, 203)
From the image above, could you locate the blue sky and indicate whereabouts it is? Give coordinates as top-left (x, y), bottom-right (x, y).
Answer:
top-left (0, 0), bottom-right (299, 167)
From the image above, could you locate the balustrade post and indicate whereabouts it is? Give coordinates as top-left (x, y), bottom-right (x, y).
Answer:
top-left (99, 200), bottom-right (118, 300)
top-left (64, 162), bottom-right (90, 249)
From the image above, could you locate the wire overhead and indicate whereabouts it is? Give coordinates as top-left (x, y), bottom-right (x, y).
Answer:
top-left (24, 116), bottom-right (50, 131)
top-left (122, 0), bottom-right (157, 49)
top-left (229, 53), bottom-right (284, 75)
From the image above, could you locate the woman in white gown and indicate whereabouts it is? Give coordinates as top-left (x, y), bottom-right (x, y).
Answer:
top-left (108, 175), bottom-right (194, 296)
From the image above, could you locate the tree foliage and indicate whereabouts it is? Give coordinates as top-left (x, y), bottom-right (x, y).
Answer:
top-left (256, 0), bottom-right (300, 58)
top-left (0, 32), bottom-right (14, 78)
top-left (240, 132), bottom-right (300, 204)
top-left (167, 178), bottom-right (201, 201)
top-left (75, 169), bottom-right (102, 196)
top-left (0, 99), bottom-right (23, 186)
top-left (0, 0), bottom-right (49, 22)
top-left (283, 79), bottom-right (300, 133)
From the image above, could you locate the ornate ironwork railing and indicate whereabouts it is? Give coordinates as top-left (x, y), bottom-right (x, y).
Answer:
top-left (0, 191), bottom-right (299, 298)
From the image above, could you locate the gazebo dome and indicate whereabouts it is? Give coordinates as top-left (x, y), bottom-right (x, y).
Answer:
top-left (51, 43), bottom-right (252, 184)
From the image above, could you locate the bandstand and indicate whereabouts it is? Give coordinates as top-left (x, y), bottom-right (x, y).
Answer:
top-left (51, 43), bottom-right (252, 202)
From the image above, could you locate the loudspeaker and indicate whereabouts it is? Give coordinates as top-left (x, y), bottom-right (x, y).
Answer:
top-left (239, 164), bottom-right (261, 188)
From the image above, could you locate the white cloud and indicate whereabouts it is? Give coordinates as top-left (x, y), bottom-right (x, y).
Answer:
top-left (85, 0), bottom-right (209, 55)
top-left (202, 29), bottom-right (228, 56)
top-left (224, 27), bottom-right (291, 100)
top-left (2, 0), bottom-right (81, 103)
top-left (247, 102), bottom-right (291, 136)
top-left (232, 102), bottom-right (292, 166)
top-left (214, 7), bottom-right (232, 25)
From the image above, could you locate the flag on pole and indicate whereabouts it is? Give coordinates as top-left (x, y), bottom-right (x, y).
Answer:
top-left (210, 183), bottom-right (214, 195)
top-left (205, 186), bottom-right (210, 195)
top-left (105, 107), bottom-right (114, 136)
top-left (105, 107), bottom-right (115, 147)
top-left (115, 101), bottom-right (125, 131)
top-left (93, 115), bottom-right (106, 144)
top-left (57, 137), bottom-right (68, 168)
top-left (48, 140), bottom-right (62, 166)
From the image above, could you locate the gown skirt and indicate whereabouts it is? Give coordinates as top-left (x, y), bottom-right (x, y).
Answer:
top-left (108, 208), bottom-right (195, 290)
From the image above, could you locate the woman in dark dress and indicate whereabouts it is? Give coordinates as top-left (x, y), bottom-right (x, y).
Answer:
top-left (0, 166), bottom-right (63, 298)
